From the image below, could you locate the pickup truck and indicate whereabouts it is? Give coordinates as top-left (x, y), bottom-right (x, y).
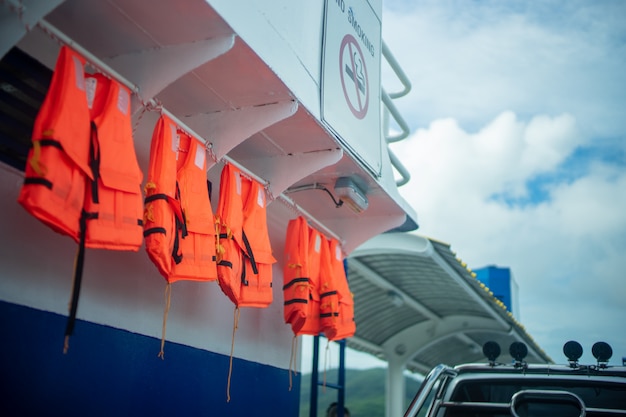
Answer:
top-left (404, 340), bottom-right (626, 417)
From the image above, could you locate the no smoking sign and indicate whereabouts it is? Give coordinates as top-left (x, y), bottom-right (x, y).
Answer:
top-left (321, 0), bottom-right (382, 175)
top-left (340, 34), bottom-right (369, 119)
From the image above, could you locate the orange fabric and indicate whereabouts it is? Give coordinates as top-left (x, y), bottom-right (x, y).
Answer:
top-left (82, 73), bottom-right (143, 251)
top-left (143, 114), bottom-right (218, 283)
top-left (323, 238), bottom-right (355, 341)
top-left (216, 163), bottom-right (244, 304)
top-left (143, 115), bottom-right (178, 278)
top-left (17, 45), bottom-right (90, 240)
top-left (170, 132), bottom-right (217, 281)
top-left (238, 179), bottom-right (275, 307)
top-left (319, 237), bottom-right (340, 335)
top-left (283, 216), bottom-right (310, 333)
top-left (282, 224), bottom-right (356, 339)
top-left (296, 226), bottom-right (323, 336)
top-left (18, 47), bottom-right (143, 252)
top-left (216, 163), bottom-right (275, 307)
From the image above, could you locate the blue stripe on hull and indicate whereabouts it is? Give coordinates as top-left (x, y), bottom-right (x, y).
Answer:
top-left (0, 300), bottom-right (300, 417)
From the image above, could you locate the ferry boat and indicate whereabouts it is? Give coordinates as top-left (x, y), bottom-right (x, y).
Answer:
top-left (0, 0), bottom-right (417, 415)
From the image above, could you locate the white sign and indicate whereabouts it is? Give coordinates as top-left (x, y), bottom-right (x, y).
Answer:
top-left (321, 0), bottom-right (382, 177)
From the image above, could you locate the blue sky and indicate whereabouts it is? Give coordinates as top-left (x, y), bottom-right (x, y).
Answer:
top-left (381, 0), bottom-right (626, 367)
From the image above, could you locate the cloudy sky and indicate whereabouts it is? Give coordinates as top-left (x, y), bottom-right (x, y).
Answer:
top-left (305, 0), bottom-right (625, 374)
top-left (382, 0), bottom-right (626, 367)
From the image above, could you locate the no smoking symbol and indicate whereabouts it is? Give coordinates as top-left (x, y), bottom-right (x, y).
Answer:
top-left (340, 34), bottom-right (369, 119)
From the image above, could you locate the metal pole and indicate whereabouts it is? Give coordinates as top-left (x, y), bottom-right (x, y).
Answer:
top-left (310, 335), bottom-right (320, 417)
top-left (337, 258), bottom-right (349, 417)
top-left (337, 338), bottom-right (346, 417)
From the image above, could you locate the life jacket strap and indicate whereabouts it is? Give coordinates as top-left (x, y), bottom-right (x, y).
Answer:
top-left (63, 209), bottom-right (97, 353)
top-left (174, 181), bottom-right (188, 238)
top-left (144, 193), bottom-right (184, 264)
top-left (144, 193), bottom-right (185, 227)
top-left (172, 215), bottom-right (184, 264)
top-left (241, 258), bottom-right (248, 285)
top-left (218, 259), bottom-right (233, 268)
top-left (283, 277), bottom-right (309, 290)
top-left (143, 227), bottom-right (166, 237)
top-left (240, 230), bottom-right (258, 274)
top-left (36, 138), bottom-right (63, 149)
top-left (144, 193), bottom-right (167, 204)
top-left (284, 298), bottom-right (308, 306)
top-left (88, 121), bottom-right (101, 204)
top-left (23, 177), bottom-right (53, 189)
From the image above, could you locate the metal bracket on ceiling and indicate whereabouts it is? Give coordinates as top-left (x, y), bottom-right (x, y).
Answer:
top-left (0, 0), bottom-right (64, 58)
top-left (182, 100), bottom-right (299, 162)
top-left (103, 34), bottom-right (236, 111)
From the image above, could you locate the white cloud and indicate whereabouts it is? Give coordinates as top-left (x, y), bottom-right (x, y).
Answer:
top-left (381, 0), bottom-right (626, 137)
top-left (550, 166), bottom-right (626, 238)
top-left (392, 111), bottom-right (581, 208)
top-left (521, 113), bottom-right (581, 174)
top-left (390, 111), bottom-right (626, 365)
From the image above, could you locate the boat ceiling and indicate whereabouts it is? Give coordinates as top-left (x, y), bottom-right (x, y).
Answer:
top-left (8, 0), bottom-right (415, 254)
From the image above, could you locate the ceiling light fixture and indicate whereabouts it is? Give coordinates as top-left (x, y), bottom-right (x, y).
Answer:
top-left (334, 177), bottom-right (368, 213)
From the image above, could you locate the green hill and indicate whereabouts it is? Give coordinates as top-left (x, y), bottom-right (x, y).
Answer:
top-left (299, 368), bottom-right (423, 417)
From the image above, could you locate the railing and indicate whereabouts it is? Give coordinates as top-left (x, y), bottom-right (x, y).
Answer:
top-left (382, 41), bottom-right (412, 187)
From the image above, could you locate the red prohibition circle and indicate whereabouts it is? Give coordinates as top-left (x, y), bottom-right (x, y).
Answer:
top-left (339, 34), bottom-right (369, 119)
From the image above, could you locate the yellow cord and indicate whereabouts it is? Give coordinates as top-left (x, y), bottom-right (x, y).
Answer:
top-left (288, 335), bottom-right (299, 391)
top-left (226, 306), bottom-right (240, 402)
top-left (157, 283), bottom-right (172, 360)
top-left (29, 140), bottom-right (47, 176)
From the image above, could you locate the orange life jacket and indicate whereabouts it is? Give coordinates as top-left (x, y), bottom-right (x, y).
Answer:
top-left (216, 163), bottom-right (275, 307)
top-left (17, 46), bottom-right (144, 349)
top-left (283, 216), bottom-right (310, 333)
top-left (296, 226), bottom-right (323, 335)
top-left (322, 238), bottom-right (355, 341)
top-left (238, 177), bottom-right (275, 307)
top-left (18, 48), bottom-right (143, 250)
top-left (215, 163), bottom-right (244, 304)
top-left (143, 114), bottom-right (218, 283)
top-left (319, 237), bottom-right (340, 335)
top-left (282, 220), bottom-right (355, 339)
top-left (82, 72), bottom-right (143, 251)
top-left (17, 45), bottom-right (91, 240)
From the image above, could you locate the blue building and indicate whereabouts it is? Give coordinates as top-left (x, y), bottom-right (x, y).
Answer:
top-left (474, 266), bottom-right (520, 320)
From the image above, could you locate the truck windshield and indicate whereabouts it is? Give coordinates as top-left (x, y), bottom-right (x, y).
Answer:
top-left (434, 378), bottom-right (626, 416)
top-left (449, 378), bottom-right (626, 410)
